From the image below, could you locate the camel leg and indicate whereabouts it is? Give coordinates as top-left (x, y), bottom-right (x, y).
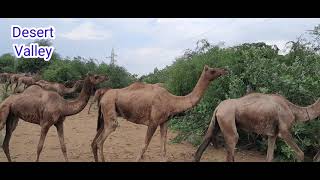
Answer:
top-left (136, 124), bottom-right (157, 162)
top-left (160, 121), bottom-right (168, 162)
top-left (223, 132), bottom-right (239, 162)
top-left (2, 117), bottom-right (19, 162)
top-left (279, 131), bottom-right (304, 162)
top-left (91, 126), bottom-right (104, 162)
top-left (13, 81), bottom-right (20, 93)
top-left (218, 120), bottom-right (238, 162)
top-left (36, 126), bottom-right (50, 162)
top-left (12, 81), bottom-right (18, 93)
top-left (55, 120), bottom-right (68, 162)
top-left (266, 135), bottom-right (277, 162)
top-left (95, 124), bottom-right (117, 162)
top-left (215, 111), bottom-right (238, 162)
top-left (4, 82), bottom-right (10, 92)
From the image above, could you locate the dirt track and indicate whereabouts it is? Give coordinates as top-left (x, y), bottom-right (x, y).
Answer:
top-left (0, 98), bottom-right (266, 162)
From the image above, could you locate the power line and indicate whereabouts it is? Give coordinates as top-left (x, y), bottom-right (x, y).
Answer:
top-left (106, 47), bottom-right (118, 65)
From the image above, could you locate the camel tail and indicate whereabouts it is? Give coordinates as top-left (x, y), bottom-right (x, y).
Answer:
top-left (96, 105), bottom-right (104, 131)
top-left (0, 101), bottom-right (11, 131)
top-left (193, 108), bottom-right (219, 162)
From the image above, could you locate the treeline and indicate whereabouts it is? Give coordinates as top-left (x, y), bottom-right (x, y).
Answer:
top-left (140, 26), bottom-right (320, 161)
top-left (0, 40), bottom-right (137, 89)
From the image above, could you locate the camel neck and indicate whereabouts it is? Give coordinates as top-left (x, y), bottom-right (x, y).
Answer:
top-left (170, 71), bottom-right (210, 114)
top-left (63, 81), bottom-right (81, 94)
top-left (62, 78), bottom-right (92, 116)
top-left (303, 99), bottom-right (320, 121)
top-left (288, 98), bottom-right (320, 122)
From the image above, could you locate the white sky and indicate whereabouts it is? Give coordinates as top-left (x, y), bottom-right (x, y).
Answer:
top-left (0, 18), bottom-right (319, 76)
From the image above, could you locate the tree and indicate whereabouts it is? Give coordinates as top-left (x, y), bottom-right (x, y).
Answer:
top-left (0, 53), bottom-right (16, 73)
top-left (16, 40), bottom-right (60, 74)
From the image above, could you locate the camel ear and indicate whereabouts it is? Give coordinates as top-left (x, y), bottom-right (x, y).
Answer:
top-left (204, 65), bottom-right (209, 71)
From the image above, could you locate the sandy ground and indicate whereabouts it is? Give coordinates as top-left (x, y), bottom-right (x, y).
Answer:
top-left (0, 97), bottom-right (266, 162)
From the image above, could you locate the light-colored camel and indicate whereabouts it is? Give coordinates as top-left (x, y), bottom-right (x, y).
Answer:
top-left (35, 79), bottom-right (84, 96)
top-left (87, 82), bottom-right (166, 132)
top-left (87, 83), bottom-right (165, 114)
top-left (0, 73), bottom-right (108, 162)
top-left (88, 88), bottom-right (111, 114)
top-left (193, 92), bottom-right (320, 162)
top-left (91, 65), bottom-right (228, 162)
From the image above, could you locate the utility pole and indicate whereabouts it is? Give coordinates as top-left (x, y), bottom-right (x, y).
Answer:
top-left (106, 48), bottom-right (118, 65)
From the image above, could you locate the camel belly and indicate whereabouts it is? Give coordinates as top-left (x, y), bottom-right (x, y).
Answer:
top-left (19, 114), bottom-right (40, 124)
top-left (115, 94), bottom-right (153, 126)
top-left (236, 117), bottom-right (278, 136)
top-left (236, 102), bottom-right (278, 135)
top-left (11, 102), bottom-right (42, 125)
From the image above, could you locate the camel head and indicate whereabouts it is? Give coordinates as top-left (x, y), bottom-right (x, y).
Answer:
top-left (203, 65), bottom-right (228, 81)
top-left (87, 73), bottom-right (109, 85)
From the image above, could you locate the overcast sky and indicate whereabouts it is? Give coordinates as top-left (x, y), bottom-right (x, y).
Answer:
top-left (0, 18), bottom-right (319, 76)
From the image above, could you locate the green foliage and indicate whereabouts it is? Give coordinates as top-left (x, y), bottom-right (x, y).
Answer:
top-left (141, 37), bottom-right (320, 161)
top-left (0, 53), bottom-right (16, 73)
top-left (16, 40), bottom-right (60, 74)
top-left (97, 63), bottom-right (136, 89)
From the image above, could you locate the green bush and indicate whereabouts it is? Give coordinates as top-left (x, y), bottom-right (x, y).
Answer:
top-left (142, 39), bottom-right (320, 161)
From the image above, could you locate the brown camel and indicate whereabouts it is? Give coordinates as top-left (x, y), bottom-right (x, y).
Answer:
top-left (0, 73), bottom-right (11, 83)
top-left (0, 73), bottom-right (14, 92)
top-left (7, 73), bottom-right (29, 91)
top-left (193, 93), bottom-right (320, 162)
top-left (88, 88), bottom-right (111, 114)
top-left (0, 73), bottom-right (12, 90)
top-left (35, 79), bottom-right (84, 96)
top-left (13, 75), bottom-right (42, 93)
top-left (91, 65), bottom-right (228, 162)
top-left (87, 83), bottom-right (165, 114)
top-left (0, 73), bottom-right (108, 162)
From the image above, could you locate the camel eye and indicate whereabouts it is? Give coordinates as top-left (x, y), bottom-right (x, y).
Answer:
top-left (95, 76), bottom-right (98, 79)
top-left (210, 70), bottom-right (216, 74)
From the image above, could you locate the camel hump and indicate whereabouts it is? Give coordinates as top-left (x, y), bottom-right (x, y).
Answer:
top-left (126, 82), bottom-right (147, 90)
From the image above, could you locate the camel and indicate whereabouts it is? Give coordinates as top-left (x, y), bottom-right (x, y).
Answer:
top-left (0, 73), bottom-right (12, 89)
top-left (0, 73), bottom-right (13, 92)
top-left (13, 75), bottom-right (42, 93)
top-left (91, 65), bottom-right (228, 162)
top-left (88, 88), bottom-right (111, 114)
top-left (0, 73), bottom-right (108, 162)
top-left (87, 83), bottom-right (165, 114)
top-left (35, 79), bottom-right (84, 96)
top-left (7, 73), bottom-right (26, 91)
top-left (193, 93), bottom-right (320, 162)
top-left (0, 73), bottom-right (11, 83)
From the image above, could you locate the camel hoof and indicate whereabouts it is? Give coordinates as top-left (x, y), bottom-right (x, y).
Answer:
top-left (135, 156), bottom-right (143, 162)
